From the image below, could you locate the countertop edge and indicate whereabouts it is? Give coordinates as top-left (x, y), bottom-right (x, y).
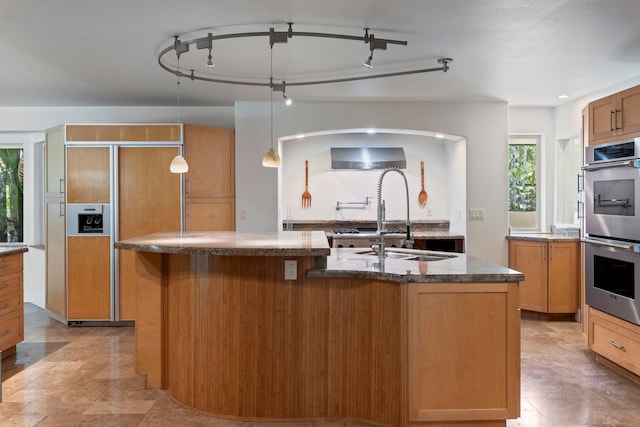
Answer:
top-left (307, 269), bottom-right (523, 283)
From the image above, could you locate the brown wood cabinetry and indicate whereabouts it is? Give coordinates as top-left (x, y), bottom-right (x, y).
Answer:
top-left (183, 125), bottom-right (235, 231)
top-left (588, 85), bottom-right (640, 145)
top-left (66, 147), bottom-right (110, 204)
top-left (0, 251), bottom-right (25, 359)
top-left (407, 282), bottom-right (520, 423)
top-left (45, 200), bottom-right (66, 320)
top-left (45, 126), bottom-right (65, 197)
top-left (67, 236), bottom-right (111, 320)
top-left (508, 238), bottom-right (579, 314)
top-left (588, 307), bottom-right (640, 377)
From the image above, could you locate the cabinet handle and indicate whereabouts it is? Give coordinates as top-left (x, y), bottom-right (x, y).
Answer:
top-left (0, 303), bottom-right (11, 310)
top-left (549, 245), bottom-right (554, 261)
top-left (59, 178), bottom-right (65, 194)
top-left (611, 110), bottom-right (616, 132)
top-left (186, 179), bottom-right (191, 196)
top-left (616, 109), bottom-right (622, 130)
top-left (0, 283), bottom-right (9, 289)
top-left (607, 339), bottom-right (626, 351)
top-left (59, 201), bottom-right (65, 217)
top-left (0, 330), bottom-right (10, 337)
top-left (542, 245), bottom-right (546, 260)
top-left (577, 201), bottom-right (584, 220)
top-left (186, 200), bottom-right (191, 217)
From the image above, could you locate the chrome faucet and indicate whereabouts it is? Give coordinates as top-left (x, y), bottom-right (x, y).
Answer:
top-left (375, 167), bottom-right (412, 259)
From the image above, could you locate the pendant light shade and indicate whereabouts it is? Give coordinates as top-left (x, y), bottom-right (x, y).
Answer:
top-left (262, 148), bottom-right (281, 167)
top-left (170, 154), bottom-right (189, 173)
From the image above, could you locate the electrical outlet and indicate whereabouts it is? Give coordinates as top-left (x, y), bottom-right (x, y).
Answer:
top-left (284, 260), bottom-right (297, 280)
top-left (469, 208), bottom-right (485, 221)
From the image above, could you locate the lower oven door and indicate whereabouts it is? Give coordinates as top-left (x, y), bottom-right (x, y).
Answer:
top-left (584, 237), bottom-right (640, 325)
top-left (584, 160), bottom-right (640, 241)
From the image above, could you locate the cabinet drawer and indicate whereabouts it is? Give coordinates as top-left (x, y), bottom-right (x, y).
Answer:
top-left (0, 254), bottom-right (22, 276)
top-left (0, 309), bottom-right (23, 352)
top-left (0, 272), bottom-right (22, 299)
top-left (590, 309), bottom-right (640, 376)
top-left (0, 292), bottom-right (21, 317)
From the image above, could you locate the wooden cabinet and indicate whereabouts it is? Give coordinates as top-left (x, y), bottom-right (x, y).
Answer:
top-left (588, 85), bottom-right (640, 145)
top-left (406, 282), bottom-right (520, 423)
top-left (508, 238), bottom-right (579, 313)
top-left (66, 147), bottom-right (110, 204)
top-left (45, 200), bottom-right (66, 320)
top-left (45, 125), bottom-right (65, 197)
top-left (0, 252), bottom-right (25, 358)
top-left (67, 236), bottom-right (111, 320)
top-left (183, 125), bottom-right (235, 231)
top-left (588, 307), bottom-right (640, 377)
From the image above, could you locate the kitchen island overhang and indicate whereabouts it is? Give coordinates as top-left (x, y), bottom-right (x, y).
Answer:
top-left (116, 231), bottom-right (522, 427)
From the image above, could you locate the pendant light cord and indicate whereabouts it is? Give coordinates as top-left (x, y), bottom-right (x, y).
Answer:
top-left (270, 45), bottom-right (273, 150)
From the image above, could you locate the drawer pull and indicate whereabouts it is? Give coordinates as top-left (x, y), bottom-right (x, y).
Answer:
top-left (608, 339), bottom-right (627, 351)
top-left (0, 303), bottom-right (11, 310)
top-left (0, 330), bottom-right (11, 337)
top-left (0, 284), bottom-right (10, 290)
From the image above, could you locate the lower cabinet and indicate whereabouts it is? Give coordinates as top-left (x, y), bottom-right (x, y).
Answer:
top-left (67, 236), bottom-right (111, 320)
top-left (407, 282), bottom-right (520, 423)
top-left (0, 252), bottom-right (25, 358)
top-left (508, 238), bottom-right (579, 314)
top-left (588, 306), bottom-right (640, 377)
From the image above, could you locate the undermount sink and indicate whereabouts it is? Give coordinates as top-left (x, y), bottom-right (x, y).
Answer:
top-left (355, 249), bottom-right (457, 262)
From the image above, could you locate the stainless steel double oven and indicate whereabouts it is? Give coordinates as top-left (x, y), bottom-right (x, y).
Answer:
top-left (583, 137), bottom-right (640, 325)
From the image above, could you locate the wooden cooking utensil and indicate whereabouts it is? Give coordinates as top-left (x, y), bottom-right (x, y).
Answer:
top-left (418, 161), bottom-right (428, 207)
top-left (302, 160), bottom-right (312, 209)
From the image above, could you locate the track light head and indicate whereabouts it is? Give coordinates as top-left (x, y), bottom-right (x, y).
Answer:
top-left (206, 49), bottom-right (214, 68)
top-left (284, 94), bottom-right (292, 106)
top-left (363, 54), bottom-right (373, 69)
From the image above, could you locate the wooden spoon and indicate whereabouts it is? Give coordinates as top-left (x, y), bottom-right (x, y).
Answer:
top-left (418, 161), bottom-right (428, 207)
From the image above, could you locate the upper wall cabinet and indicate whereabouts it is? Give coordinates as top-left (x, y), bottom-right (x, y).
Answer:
top-left (588, 85), bottom-right (640, 145)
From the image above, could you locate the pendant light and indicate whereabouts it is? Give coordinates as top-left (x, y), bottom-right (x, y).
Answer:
top-left (262, 45), bottom-right (281, 168)
top-left (170, 38), bottom-right (189, 174)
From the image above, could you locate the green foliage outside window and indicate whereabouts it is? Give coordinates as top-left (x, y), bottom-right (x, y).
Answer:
top-left (0, 149), bottom-right (23, 242)
top-left (509, 144), bottom-right (536, 212)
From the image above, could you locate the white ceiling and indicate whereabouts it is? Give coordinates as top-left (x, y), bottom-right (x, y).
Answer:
top-left (2, 0), bottom-right (640, 107)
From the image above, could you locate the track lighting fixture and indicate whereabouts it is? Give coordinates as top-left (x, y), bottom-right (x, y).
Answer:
top-left (170, 40), bottom-right (189, 174)
top-left (159, 23), bottom-right (453, 88)
top-left (262, 50), bottom-right (281, 168)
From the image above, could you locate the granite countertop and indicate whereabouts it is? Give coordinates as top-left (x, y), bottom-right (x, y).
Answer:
top-left (506, 233), bottom-right (580, 242)
top-left (0, 246), bottom-right (29, 257)
top-left (309, 247), bottom-right (523, 284)
top-left (115, 231), bottom-right (331, 256)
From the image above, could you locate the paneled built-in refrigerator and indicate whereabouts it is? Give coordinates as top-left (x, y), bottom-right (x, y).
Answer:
top-left (45, 124), bottom-right (183, 324)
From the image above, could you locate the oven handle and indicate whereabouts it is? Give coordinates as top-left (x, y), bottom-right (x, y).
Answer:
top-left (583, 237), bottom-right (640, 253)
top-left (582, 159), bottom-right (640, 171)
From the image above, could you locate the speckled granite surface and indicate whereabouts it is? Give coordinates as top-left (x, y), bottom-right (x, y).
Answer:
top-left (506, 233), bottom-right (580, 242)
top-left (115, 231), bottom-right (331, 256)
top-left (0, 246), bottom-right (28, 257)
top-left (309, 247), bottom-right (523, 283)
top-left (116, 232), bottom-right (521, 284)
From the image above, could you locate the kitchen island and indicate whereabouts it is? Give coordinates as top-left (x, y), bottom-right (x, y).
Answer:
top-left (116, 231), bottom-right (522, 427)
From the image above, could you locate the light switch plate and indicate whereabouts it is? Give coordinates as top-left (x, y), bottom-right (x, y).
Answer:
top-left (469, 208), bottom-right (485, 220)
top-left (284, 260), bottom-right (297, 280)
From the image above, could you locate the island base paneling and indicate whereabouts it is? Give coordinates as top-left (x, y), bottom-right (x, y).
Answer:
top-left (166, 254), bottom-right (402, 426)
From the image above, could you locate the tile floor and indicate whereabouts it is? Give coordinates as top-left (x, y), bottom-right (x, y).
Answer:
top-left (1, 303), bottom-right (640, 426)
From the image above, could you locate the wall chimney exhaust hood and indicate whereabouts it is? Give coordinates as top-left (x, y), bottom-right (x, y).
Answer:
top-left (330, 147), bottom-right (406, 170)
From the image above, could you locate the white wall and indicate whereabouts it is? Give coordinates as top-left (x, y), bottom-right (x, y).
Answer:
top-left (280, 132), bottom-right (460, 224)
top-left (236, 101), bottom-right (509, 265)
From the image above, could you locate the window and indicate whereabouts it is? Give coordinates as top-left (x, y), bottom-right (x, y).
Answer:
top-left (508, 136), bottom-right (539, 230)
top-left (0, 148), bottom-right (24, 242)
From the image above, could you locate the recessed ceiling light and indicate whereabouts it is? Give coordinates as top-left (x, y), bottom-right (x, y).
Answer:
top-left (558, 94), bottom-right (569, 99)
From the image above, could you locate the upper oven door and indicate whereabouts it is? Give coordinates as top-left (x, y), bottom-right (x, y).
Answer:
top-left (584, 160), bottom-right (640, 241)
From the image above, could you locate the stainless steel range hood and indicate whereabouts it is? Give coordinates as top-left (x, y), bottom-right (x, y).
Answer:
top-left (330, 147), bottom-right (406, 170)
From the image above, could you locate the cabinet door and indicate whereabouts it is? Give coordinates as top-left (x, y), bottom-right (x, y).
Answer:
top-left (508, 240), bottom-right (547, 312)
top-left (185, 197), bottom-right (235, 231)
top-left (66, 146), bottom-right (110, 204)
top-left (67, 236), bottom-right (111, 320)
top-left (45, 126), bottom-right (65, 197)
top-left (589, 94), bottom-right (617, 145)
top-left (548, 242), bottom-right (579, 313)
top-left (619, 85), bottom-right (640, 136)
top-left (45, 199), bottom-right (66, 319)
top-left (118, 146), bottom-right (181, 320)
top-left (407, 283), bottom-right (520, 422)
top-left (184, 125), bottom-right (235, 198)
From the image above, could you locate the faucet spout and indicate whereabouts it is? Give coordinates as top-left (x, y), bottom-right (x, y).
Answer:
top-left (375, 167), bottom-right (412, 259)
